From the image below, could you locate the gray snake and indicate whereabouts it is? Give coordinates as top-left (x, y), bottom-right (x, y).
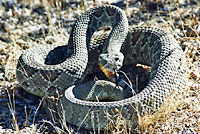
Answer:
top-left (16, 5), bottom-right (187, 130)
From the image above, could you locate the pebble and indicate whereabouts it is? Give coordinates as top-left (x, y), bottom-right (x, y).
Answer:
top-left (22, 8), bottom-right (31, 17)
top-left (0, 72), bottom-right (4, 80)
top-left (16, 39), bottom-right (28, 46)
top-left (45, 35), bottom-right (56, 44)
top-left (0, 10), bottom-right (3, 17)
top-left (50, 17), bottom-right (57, 24)
top-left (2, 22), bottom-right (14, 32)
top-left (0, 36), bottom-right (10, 42)
top-left (4, 9), bottom-right (13, 17)
top-left (11, 29), bottom-right (23, 35)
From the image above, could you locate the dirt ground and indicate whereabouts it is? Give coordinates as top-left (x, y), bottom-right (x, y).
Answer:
top-left (0, 0), bottom-right (199, 133)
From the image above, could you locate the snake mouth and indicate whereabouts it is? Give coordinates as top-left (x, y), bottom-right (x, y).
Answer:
top-left (99, 63), bottom-right (115, 79)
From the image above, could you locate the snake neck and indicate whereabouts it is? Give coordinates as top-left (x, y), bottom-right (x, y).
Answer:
top-left (68, 5), bottom-right (128, 56)
top-left (43, 5), bottom-right (129, 80)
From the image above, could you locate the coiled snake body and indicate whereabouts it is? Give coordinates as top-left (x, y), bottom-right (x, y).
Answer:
top-left (16, 5), bottom-right (187, 130)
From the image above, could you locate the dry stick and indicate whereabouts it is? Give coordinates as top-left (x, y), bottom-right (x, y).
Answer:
top-left (113, 70), bottom-right (140, 133)
top-left (60, 98), bottom-right (87, 134)
top-left (117, 70), bottom-right (136, 95)
top-left (42, 119), bottom-right (67, 134)
top-left (38, 121), bottom-right (48, 133)
top-left (42, 0), bottom-right (55, 36)
top-left (13, 62), bottom-right (41, 131)
top-left (136, 74), bottom-right (138, 94)
top-left (17, 62), bottom-right (45, 126)
top-left (91, 111), bottom-right (96, 134)
top-left (24, 106), bottom-right (28, 127)
top-left (77, 108), bottom-right (99, 132)
top-left (56, 99), bottom-right (73, 134)
top-left (17, 61), bottom-right (43, 94)
top-left (6, 89), bottom-right (20, 133)
top-left (176, 3), bottom-right (187, 38)
top-left (17, 60), bottom-right (59, 131)
top-left (33, 96), bottom-right (44, 125)
top-left (97, 112), bottom-right (100, 134)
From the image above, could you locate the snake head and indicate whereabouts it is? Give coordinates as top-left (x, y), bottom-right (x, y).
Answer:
top-left (98, 52), bottom-right (124, 79)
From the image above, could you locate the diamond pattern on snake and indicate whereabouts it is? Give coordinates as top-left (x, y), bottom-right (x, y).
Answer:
top-left (16, 5), bottom-right (187, 130)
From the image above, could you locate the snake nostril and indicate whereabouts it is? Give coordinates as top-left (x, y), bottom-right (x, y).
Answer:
top-left (115, 57), bottom-right (119, 61)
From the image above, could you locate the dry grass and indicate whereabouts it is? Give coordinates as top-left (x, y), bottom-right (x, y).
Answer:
top-left (0, 0), bottom-right (199, 133)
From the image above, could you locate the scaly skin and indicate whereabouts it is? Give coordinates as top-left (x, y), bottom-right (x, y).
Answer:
top-left (15, 5), bottom-right (187, 131)
top-left (16, 5), bottom-right (128, 97)
top-left (58, 26), bottom-right (187, 130)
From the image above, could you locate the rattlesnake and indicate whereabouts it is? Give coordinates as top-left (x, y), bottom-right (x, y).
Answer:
top-left (16, 5), bottom-right (187, 130)
top-left (16, 5), bottom-right (128, 97)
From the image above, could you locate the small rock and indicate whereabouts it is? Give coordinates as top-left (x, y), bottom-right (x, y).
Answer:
top-left (0, 36), bottom-right (10, 42)
top-left (178, 0), bottom-right (185, 5)
top-left (1, 22), bottom-right (14, 32)
top-left (16, 39), bottom-right (28, 46)
top-left (12, 29), bottom-right (23, 35)
top-left (22, 8), bottom-right (31, 17)
top-left (0, 71), bottom-right (4, 80)
top-left (0, 10), bottom-right (4, 17)
top-left (13, 8), bottom-right (21, 17)
top-left (45, 36), bottom-right (56, 44)
top-left (23, 21), bottom-right (30, 26)
top-left (4, 9), bottom-right (13, 17)
top-left (50, 17), bottom-right (57, 24)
